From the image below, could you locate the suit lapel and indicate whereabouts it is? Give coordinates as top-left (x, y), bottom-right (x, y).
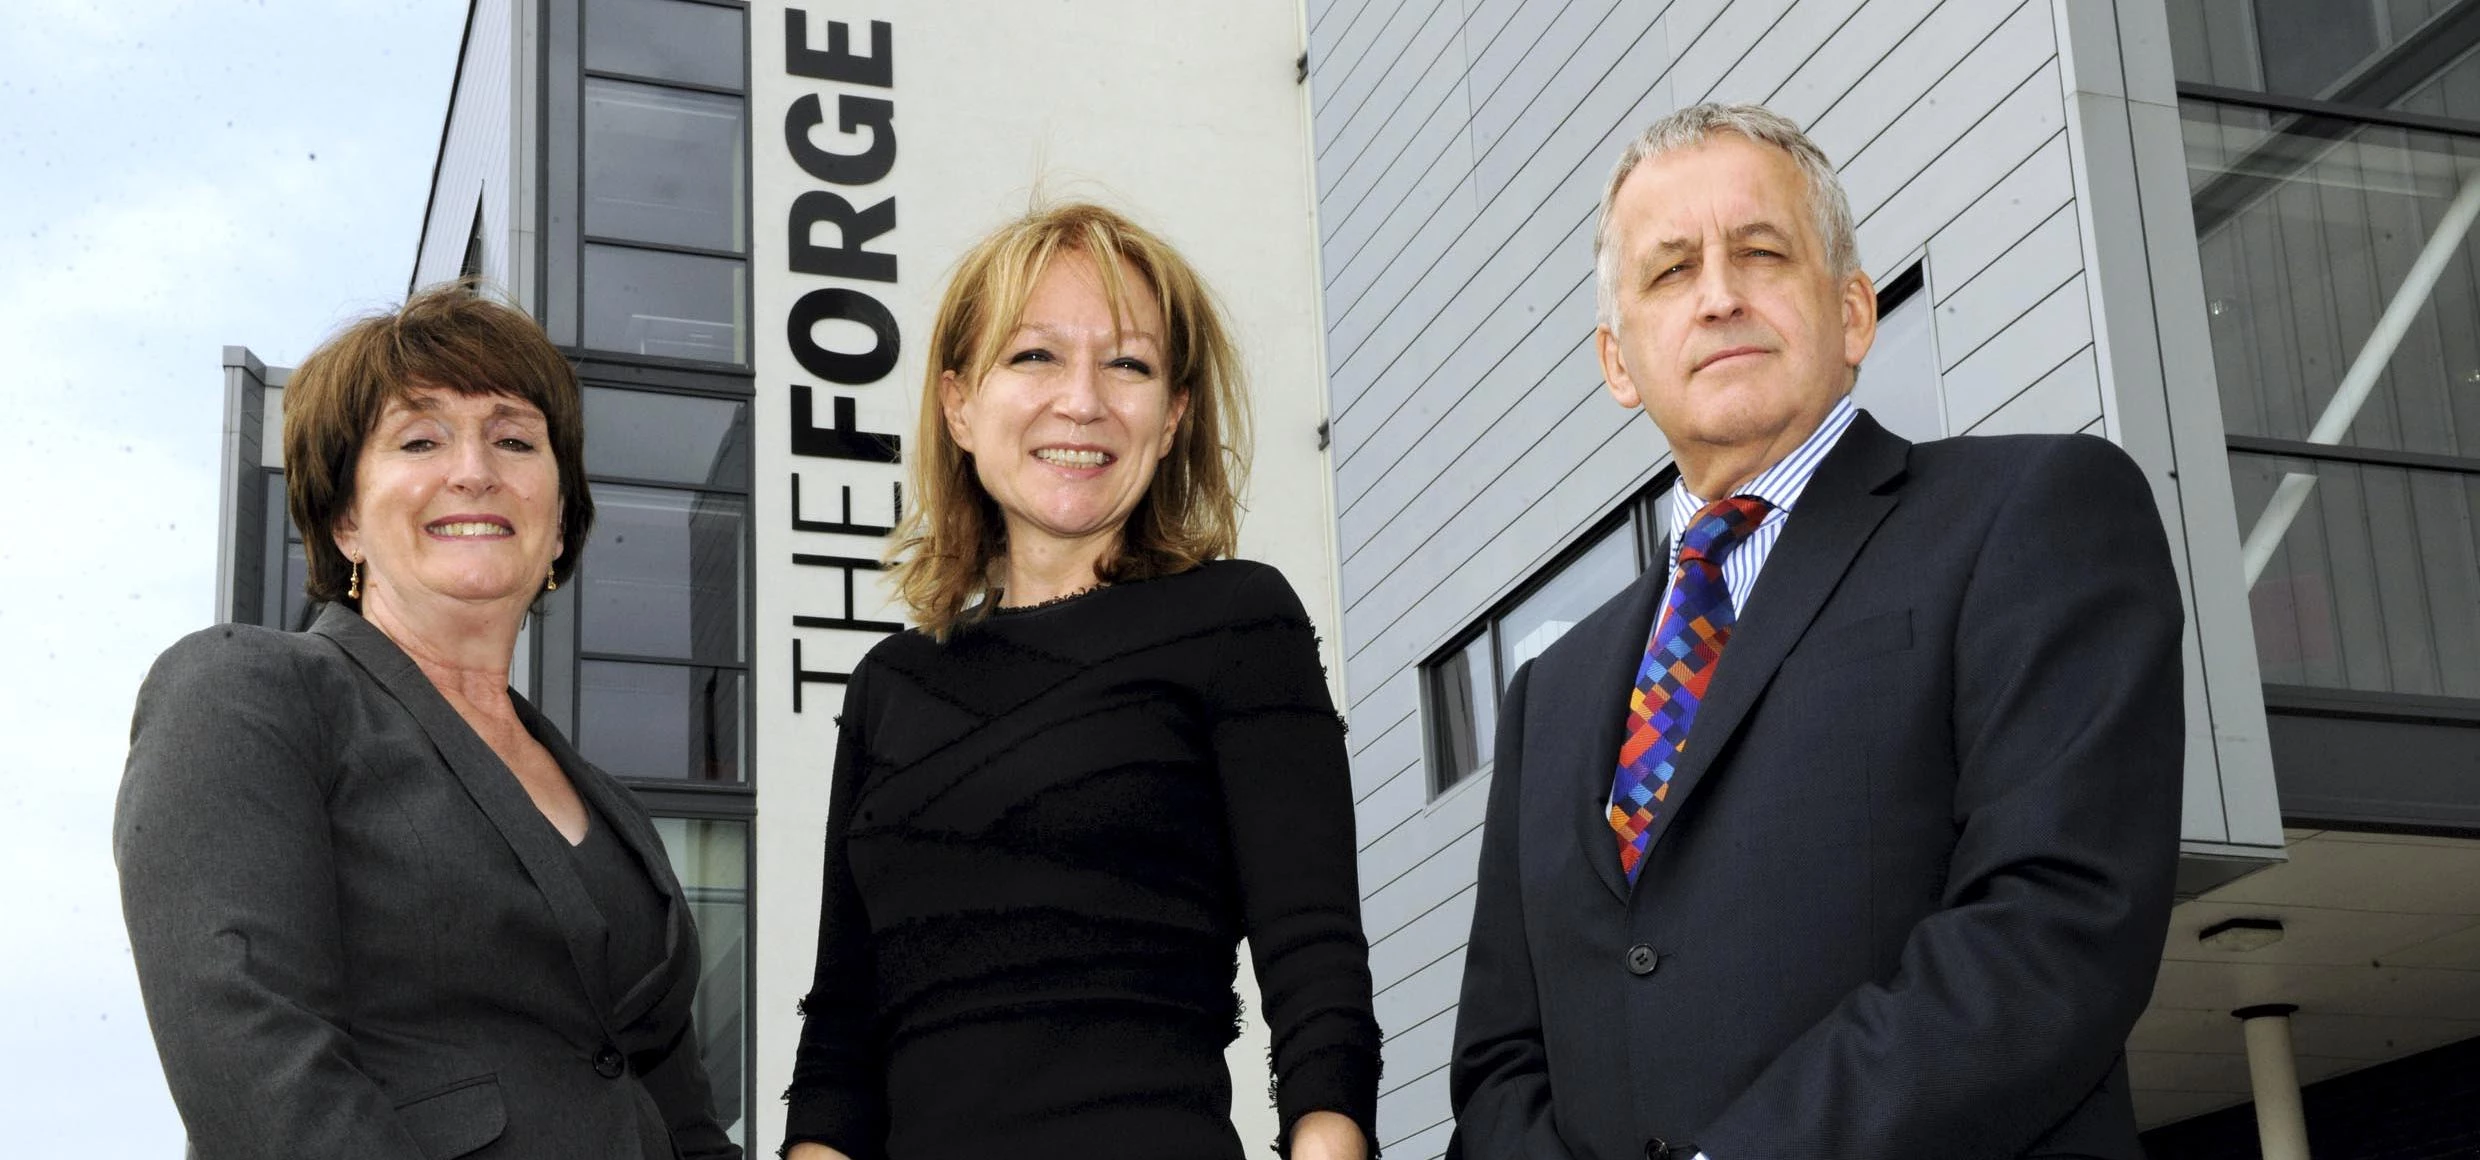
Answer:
top-left (522, 695), bottom-right (696, 1026)
top-left (1544, 562), bottom-right (1670, 904)
top-left (311, 605), bottom-right (620, 1022)
top-left (1636, 414), bottom-right (1910, 860)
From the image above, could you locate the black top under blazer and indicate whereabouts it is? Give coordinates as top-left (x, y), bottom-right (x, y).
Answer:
top-left (115, 605), bottom-right (741, 1160)
top-left (1450, 413), bottom-right (2186, 1160)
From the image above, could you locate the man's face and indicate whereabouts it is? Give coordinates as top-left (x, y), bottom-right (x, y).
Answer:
top-left (1596, 135), bottom-right (1875, 484)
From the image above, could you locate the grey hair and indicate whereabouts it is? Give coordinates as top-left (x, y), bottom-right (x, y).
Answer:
top-left (1592, 102), bottom-right (1860, 331)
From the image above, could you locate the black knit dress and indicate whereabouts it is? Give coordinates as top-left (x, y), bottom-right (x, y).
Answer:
top-left (782, 560), bottom-right (1380, 1159)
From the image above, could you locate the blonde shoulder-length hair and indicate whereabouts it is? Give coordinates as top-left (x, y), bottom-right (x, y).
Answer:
top-left (890, 202), bottom-right (1252, 639)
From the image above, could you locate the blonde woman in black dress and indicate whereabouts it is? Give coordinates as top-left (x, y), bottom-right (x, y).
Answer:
top-left (781, 203), bottom-right (1379, 1160)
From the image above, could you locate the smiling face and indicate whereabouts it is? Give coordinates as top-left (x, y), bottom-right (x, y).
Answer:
top-left (941, 248), bottom-right (1188, 574)
top-left (332, 385), bottom-right (565, 620)
top-left (1596, 134), bottom-right (1875, 496)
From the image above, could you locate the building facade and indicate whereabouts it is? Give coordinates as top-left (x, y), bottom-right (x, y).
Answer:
top-left (213, 0), bottom-right (2480, 1156)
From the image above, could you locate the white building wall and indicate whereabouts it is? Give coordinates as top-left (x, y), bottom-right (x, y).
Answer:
top-left (748, 2), bottom-right (1337, 1155)
top-left (1304, 0), bottom-right (2279, 1153)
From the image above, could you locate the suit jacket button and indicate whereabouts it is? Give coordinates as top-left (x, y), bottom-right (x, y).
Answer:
top-left (1625, 944), bottom-right (1660, 976)
top-left (594, 1045), bottom-right (626, 1078)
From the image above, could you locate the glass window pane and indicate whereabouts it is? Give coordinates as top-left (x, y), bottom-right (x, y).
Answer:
top-left (578, 660), bottom-right (745, 782)
top-left (582, 244), bottom-right (746, 365)
top-left (2231, 452), bottom-right (2480, 698)
top-left (587, 0), bottom-right (745, 90)
top-left (581, 483), bottom-right (745, 663)
top-left (1498, 521), bottom-right (1639, 678)
top-left (2186, 103), bottom-right (2480, 458)
top-left (650, 815), bottom-right (748, 1148)
top-left (585, 78), bottom-right (745, 252)
top-left (1430, 632), bottom-right (1497, 791)
top-left (1853, 281), bottom-right (1945, 442)
top-left (584, 387), bottom-right (751, 488)
top-left (2167, 1), bottom-right (2429, 100)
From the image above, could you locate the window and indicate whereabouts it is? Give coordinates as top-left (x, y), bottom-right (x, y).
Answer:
top-left (1851, 263), bottom-right (1943, 442)
top-left (560, 0), bottom-right (752, 367)
top-left (2172, 4), bottom-right (2480, 705)
top-left (1424, 489), bottom-right (1671, 796)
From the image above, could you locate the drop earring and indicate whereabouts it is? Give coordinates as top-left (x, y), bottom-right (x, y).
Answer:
top-left (545, 570), bottom-right (558, 593)
top-left (348, 558), bottom-right (361, 600)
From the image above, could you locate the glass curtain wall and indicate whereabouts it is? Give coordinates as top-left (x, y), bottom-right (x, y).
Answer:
top-left (556, 0), bottom-right (757, 1140)
top-left (2169, 1), bottom-right (2480, 705)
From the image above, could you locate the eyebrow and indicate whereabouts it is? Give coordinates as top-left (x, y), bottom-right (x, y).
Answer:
top-left (382, 396), bottom-right (544, 423)
top-left (1641, 221), bottom-right (1801, 262)
top-left (1015, 321), bottom-right (1164, 348)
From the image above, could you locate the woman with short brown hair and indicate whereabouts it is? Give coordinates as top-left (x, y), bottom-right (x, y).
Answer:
top-left (782, 203), bottom-right (1380, 1160)
top-left (117, 284), bottom-right (740, 1160)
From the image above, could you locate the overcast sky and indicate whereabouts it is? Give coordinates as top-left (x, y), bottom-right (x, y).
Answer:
top-left (0, 1), bottom-right (466, 1147)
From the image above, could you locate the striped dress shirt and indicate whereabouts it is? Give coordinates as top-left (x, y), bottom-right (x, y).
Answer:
top-left (1657, 393), bottom-right (1861, 617)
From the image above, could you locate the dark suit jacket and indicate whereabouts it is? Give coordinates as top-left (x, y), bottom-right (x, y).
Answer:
top-left (1449, 413), bottom-right (2184, 1160)
top-left (116, 604), bottom-right (741, 1160)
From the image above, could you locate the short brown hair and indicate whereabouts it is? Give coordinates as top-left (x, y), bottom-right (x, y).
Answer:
top-left (284, 281), bottom-right (593, 607)
top-left (892, 202), bottom-right (1251, 639)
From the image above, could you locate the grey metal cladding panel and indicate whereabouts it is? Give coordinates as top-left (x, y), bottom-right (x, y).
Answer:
top-left (1387, 1117), bottom-right (1456, 1160)
top-left (1317, 0), bottom-right (1462, 189)
top-left (1382, 1007), bottom-right (1461, 1100)
top-left (1344, 403), bottom-right (1649, 693)
top-left (1382, 1067), bottom-right (1456, 1149)
top-left (1854, 62), bottom-right (2068, 285)
top-left (1665, 0), bottom-right (1807, 105)
top-left (1964, 344), bottom-right (2101, 437)
top-left (1368, 878), bottom-right (1478, 987)
top-left (1358, 770), bottom-right (1426, 872)
top-left (1338, 282), bottom-right (1604, 596)
top-left (1349, 667), bottom-right (1421, 741)
top-left (1927, 131), bottom-right (2073, 301)
top-left (1765, 0), bottom-right (1942, 128)
top-left (416, 0), bottom-right (513, 290)
top-left (1362, 768), bottom-right (1493, 895)
top-left (1463, 0), bottom-right (1620, 127)
top-left (1470, 0), bottom-right (1665, 202)
top-left (1353, 711), bottom-right (1423, 803)
top-left (1696, 0), bottom-right (1869, 108)
top-left (1831, 2), bottom-right (2054, 227)
top-left (1329, 74), bottom-right (1478, 306)
top-left (1941, 273), bottom-right (2093, 434)
top-left (1323, 0), bottom-right (1656, 358)
top-left (1335, 214), bottom-right (1595, 522)
top-left (1363, 819), bottom-right (1487, 941)
top-left (1806, 0), bottom-right (2021, 165)
top-left (1328, 20), bottom-right (1669, 410)
top-left (1465, 0), bottom-right (1632, 173)
top-left (1373, 945), bottom-right (1468, 1047)
top-left (1341, 331), bottom-right (1603, 611)
top-left (1932, 203), bottom-right (2081, 372)
top-left (1316, 0), bottom-right (1410, 96)
top-left (1319, 31), bottom-right (1469, 248)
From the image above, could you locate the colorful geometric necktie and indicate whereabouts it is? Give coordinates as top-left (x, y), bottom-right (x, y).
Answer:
top-left (1608, 495), bottom-right (1774, 884)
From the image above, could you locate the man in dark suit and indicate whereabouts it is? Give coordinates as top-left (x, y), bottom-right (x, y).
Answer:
top-left (1448, 103), bottom-right (2184, 1160)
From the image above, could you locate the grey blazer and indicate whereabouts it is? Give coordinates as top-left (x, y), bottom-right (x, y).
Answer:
top-left (116, 604), bottom-right (741, 1160)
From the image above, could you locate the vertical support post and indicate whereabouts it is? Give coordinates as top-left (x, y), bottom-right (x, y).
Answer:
top-left (2234, 1003), bottom-right (2311, 1160)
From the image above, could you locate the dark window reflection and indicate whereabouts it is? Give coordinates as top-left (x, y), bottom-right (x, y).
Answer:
top-left (582, 244), bottom-right (745, 364)
top-left (1430, 632), bottom-right (1496, 791)
top-left (586, 0), bottom-right (745, 91)
top-left (582, 484), bottom-right (744, 664)
top-left (585, 78), bottom-right (746, 253)
top-left (2185, 103), bottom-right (2480, 458)
top-left (2232, 453), bottom-right (2480, 697)
top-left (584, 388), bottom-right (749, 488)
top-left (649, 816), bottom-right (748, 1140)
top-left (578, 660), bottom-right (744, 782)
